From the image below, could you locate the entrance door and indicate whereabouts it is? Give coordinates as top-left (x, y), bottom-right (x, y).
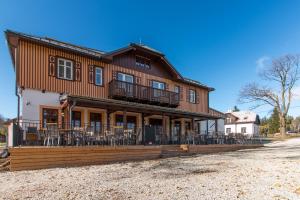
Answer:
top-left (145, 118), bottom-right (163, 144)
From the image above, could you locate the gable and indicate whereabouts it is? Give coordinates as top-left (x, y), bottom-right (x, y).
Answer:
top-left (104, 43), bottom-right (183, 80)
top-left (111, 50), bottom-right (177, 79)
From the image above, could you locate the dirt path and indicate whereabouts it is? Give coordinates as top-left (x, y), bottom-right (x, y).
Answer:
top-left (1, 138), bottom-right (300, 200)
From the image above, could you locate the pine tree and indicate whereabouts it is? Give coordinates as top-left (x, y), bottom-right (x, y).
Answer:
top-left (269, 108), bottom-right (280, 134)
top-left (233, 105), bottom-right (240, 112)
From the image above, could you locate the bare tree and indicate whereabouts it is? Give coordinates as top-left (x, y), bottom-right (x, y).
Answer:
top-left (239, 54), bottom-right (300, 137)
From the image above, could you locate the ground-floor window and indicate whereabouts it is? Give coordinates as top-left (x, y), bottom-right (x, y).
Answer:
top-left (115, 114), bottom-right (136, 130)
top-left (72, 111), bottom-right (82, 127)
top-left (241, 127), bottom-right (246, 134)
top-left (90, 112), bottom-right (102, 133)
top-left (226, 128), bottom-right (231, 134)
top-left (42, 108), bottom-right (58, 128)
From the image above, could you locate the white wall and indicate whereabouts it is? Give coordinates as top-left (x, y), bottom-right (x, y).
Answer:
top-left (21, 89), bottom-right (61, 121)
top-left (224, 123), bottom-right (259, 136)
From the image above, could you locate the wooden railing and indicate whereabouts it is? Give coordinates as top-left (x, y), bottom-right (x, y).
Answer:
top-left (109, 80), bottom-right (180, 107)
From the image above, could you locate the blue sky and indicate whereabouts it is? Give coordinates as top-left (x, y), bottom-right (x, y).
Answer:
top-left (1, 0), bottom-right (300, 119)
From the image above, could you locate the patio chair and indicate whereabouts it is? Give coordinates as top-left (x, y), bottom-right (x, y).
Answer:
top-left (105, 130), bottom-right (115, 146)
top-left (73, 127), bottom-right (84, 146)
top-left (45, 124), bottom-right (60, 146)
top-left (25, 126), bottom-right (39, 145)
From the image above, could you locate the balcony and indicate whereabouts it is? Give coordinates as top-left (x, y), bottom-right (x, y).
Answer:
top-left (109, 80), bottom-right (179, 107)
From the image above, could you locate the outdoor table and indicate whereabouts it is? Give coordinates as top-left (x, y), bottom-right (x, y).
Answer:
top-left (58, 129), bottom-right (73, 146)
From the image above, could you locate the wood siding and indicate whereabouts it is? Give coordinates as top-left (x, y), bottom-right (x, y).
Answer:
top-left (17, 40), bottom-right (209, 113)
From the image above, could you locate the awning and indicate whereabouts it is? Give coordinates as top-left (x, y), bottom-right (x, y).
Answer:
top-left (62, 95), bottom-right (224, 120)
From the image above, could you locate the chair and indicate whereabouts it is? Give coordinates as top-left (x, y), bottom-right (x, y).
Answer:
top-left (45, 124), bottom-right (60, 146)
top-left (105, 129), bottom-right (115, 146)
top-left (73, 127), bottom-right (84, 146)
top-left (25, 126), bottom-right (38, 145)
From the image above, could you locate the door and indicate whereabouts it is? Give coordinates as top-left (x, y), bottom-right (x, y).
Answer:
top-left (90, 112), bottom-right (102, 134)
top-left (173, 121), bottom-right (181, 144)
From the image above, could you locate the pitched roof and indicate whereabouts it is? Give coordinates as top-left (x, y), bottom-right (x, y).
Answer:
top-left (5, 29), bottom-right (214, 91)
top-left (227, 111), bottom-right (259, 123)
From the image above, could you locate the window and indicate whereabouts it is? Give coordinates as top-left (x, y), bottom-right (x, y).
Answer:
top-left (72, 111), bottom-right (82, 127)
top-left (42, 108), bottom-right (58, 128)
top-left (226, 128), bottom-right (231, 134)
top-left (226, 118), bottom-right (232, 123)
top-left (152, 81), bottom-right (165, 90)
top-left (136, 56), bottom-right (150, 69)
top-left (241, 127), bottom-right (246, 134)
top-left (117, 73), bottom-right (134, 83)
top-left (57, 58), bottom-right (73, 80)
top-left (189, 89), bottom-right (196, 103)
top-left (174, 86), bottom-right (180, 93)
top-left (95, 67), bottom-right (103, 86)
top-left (90, 113), bottom-right (102, 134)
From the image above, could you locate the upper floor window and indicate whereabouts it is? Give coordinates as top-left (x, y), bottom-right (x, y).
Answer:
top-left (136, 56), bottom-right (150, 69)
top-left (174, 86), bottom-right (180, 93)
top-left (57, 58), bottom-right (73, 80)
top-left (152, 81), bottom-right (165, 90)
top-left (189, 89), bottom-right (196, 103)
top-left (226, 117), bottom-right (232, 123)
top-left (95, 67), bottom-right (103, 86)
top-left (117, 72), bottom-right (134, 83)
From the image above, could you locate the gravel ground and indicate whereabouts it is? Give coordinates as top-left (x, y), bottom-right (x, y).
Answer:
top-left (1, 138), bottom-right (300, 200)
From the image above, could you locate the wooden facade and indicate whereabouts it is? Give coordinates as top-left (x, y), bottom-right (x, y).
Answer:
top-left (16, 39), bottom-right (210, 113)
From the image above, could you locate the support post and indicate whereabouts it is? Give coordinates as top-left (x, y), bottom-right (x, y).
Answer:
top-left (106, 110), bottom-right (111, 131)
top-left (162, 113), bottom-right (165, 144)
top-left (142, 113), bottom-right (145, 145)
top-left (206, 120), bottom-right (209, 135)
top-left (123, 110), bottom-right (127, 129)
top-left (215, 119), bottom-right (218, 133)
top-left (169, 116), bottom-right (172, 144)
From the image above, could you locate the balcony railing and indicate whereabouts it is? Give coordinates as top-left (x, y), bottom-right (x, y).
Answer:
top-left (109, 80), bottom-right (180, 107)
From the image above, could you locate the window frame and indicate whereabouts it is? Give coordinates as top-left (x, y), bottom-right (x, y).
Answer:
top-left (189, 89), bottom-right (196, 103)
top-left (174, 85), bottom-right (180, 94)
top-left (241, 127), bottom-right (247, 134)
top-left (226, 128), bottom-right (231, 134)
top-left (152, 80), bottom-right (165, 90)
top-left (117, 72), bottom-right (134, 83)
top-left (72, 111), bottom-right (82, 128)
top-left (94, 66), bottom-right (103, 86)
top-left (42, 108), bottom-right (59, 128)
top-left (136, 56), bottom-right (151, 69)
top-left (57, 58), bottom-right (73, 80)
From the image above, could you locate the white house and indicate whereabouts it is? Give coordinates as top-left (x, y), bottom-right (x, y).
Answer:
top-left (224, 111), bottom-right (260, 136)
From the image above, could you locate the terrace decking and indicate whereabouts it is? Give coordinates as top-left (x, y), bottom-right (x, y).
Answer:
top-left (8, 144), bottom-right (263, 171)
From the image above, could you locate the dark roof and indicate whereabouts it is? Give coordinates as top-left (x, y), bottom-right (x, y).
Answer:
top-left (5, 29), bottom-right (214, 91)
top-left (5, 30), bottom-right (105, 59)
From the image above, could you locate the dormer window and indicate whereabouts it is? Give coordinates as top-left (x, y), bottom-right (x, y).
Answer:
top-left (57, 58), bottom-right (73, 80)
top-left (136, 56), bottom-right (150, 69)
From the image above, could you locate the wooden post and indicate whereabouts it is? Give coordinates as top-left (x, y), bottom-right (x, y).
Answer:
top-left (142, 113), bottom-right (145, 145)
top-left (206, 120), bottom-right (209, 135)
top-left (215, 119), bottom-right (218, 133)
top-left (123, 110), bottom-right (127, 129)
top-left (169, 116), bottom-right (172, 144)
top-left (162, 113), bottom-right (165, 144)
top-left (106, 110), bottom-right (110, 131)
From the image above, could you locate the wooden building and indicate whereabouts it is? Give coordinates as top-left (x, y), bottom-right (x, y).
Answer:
top-left (5, 30), bottom-right (225, 145)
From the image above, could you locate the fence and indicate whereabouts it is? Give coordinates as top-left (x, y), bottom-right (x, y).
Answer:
top-left (10, 120), bottom-right (263, 147)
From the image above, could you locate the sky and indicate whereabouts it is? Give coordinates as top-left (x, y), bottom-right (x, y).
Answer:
top-left (1, 0), bottom-right (300, 119)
